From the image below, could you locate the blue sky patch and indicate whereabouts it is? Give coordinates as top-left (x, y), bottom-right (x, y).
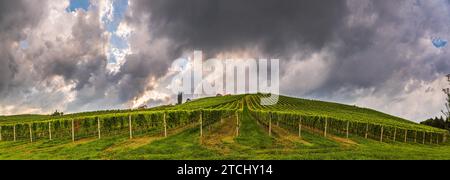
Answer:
top-left (20, 40), bottom-right (29, 50)
top-left (432, 38), bottom-right (448, 48)
top-left (67, 0), bottom-right (90, 12)
top-left (105, 0), bottom-right (130, 64)
top-left (105, 0), bottom-right (129, 32)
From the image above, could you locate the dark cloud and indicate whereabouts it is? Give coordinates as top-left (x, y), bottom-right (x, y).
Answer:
top-left (38, 10), bottom-right (108, 91)
top-left (0, 1), bottom-right (112, 114)
top-left (1, 0), bottom-right (449, 121)
top-left (310, 0), bottom-right (450, 98)
top-left (0, 0), bottom-right (46, 97)
top-left (129, 0), bottom-right (347, 57)
top-left (126, 0), bottom-right (450, 121)
top-left (118, 0), bottom-right (349, 104)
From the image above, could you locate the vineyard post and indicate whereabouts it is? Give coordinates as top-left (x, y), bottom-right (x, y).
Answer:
top-left (299, 117), bottom-right (302, 138)
top-left (346, 121), bottom-right (349, 139)
top-left (365, 123), bottom-right (369, 139)
top-left (29, 124), bottom-right (33, 143)
top-left (0, 126), bottom-right (2, 141)
top-left (163, 113), bottom-right (167, 138)
top-left (13, 125), bottom-right (16, 142)
top-left (71, 119), bottom-right (75, 142)
top-left (200, 112), bottom-right (203, 137)
top-left (380, 126), bottom-right (384, 143)
top-left (414, 131), bottom-right (417, 143)
top-left (97, 117), bottom-right (101, 139)
top-left (422, 132), bottom-right (425, 144)
top-left (430, 133), bottom-right (433, 144)
top-left (393, 128), bottom-right (397, 142)
top-left (404, 130), bottom-right (408, 143)
top-left (129, 114), bottom-right (133, 139)
top-left (235, 111), bottom-right (239, 137)
top-left (324, 118), bottom-right (328, 137)
top-left (49, 122), bottom-right (52, 141)
top-left (269, 114), bottom-right (272, 137)
top-left (436, 134), bottom-right (439, 144)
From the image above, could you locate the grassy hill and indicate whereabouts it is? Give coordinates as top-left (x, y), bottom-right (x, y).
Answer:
top-left (0, 94), bottom-right (449, 160)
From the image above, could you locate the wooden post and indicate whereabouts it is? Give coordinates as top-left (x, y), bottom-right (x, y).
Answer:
top-left (163, 113), bottom-right (167, 137)
top-left (235, 112), bottom-right (239, 137)
top-left (346, 121), bottom-right (350, 139)
top-left (269, 116), bottom-right (272, 137)
top-left (404, 130), bottom-right (408, 143)
top-left (13, 125), bottom-right (16, 142)
top-left (49, 122), bottom-right (52, 141)
top-left (422, 132), bottom-right (425, 144)
top-left (365, 123), bottom-right (369, 139)
top-left (393, 128), bottom-right (397, 142)
top-left (430, 133), bottom-right (433, 144)
top-left (0, 126), bottom-right (2, 141)
top-left (299, 117), bottom-right (302, 138)
top-left (129, 114), bottom-right (133, 139)
top-left (97, 117), bottom-right (101, 139)
top-left (380, 126), bottom-right (384, 143)
top-left (200, 112), bottom-right (203, 137)
top-left (414, 131), bottom-right (417, 143)
top-left (29, 124), bottom-right (33, 143)
top-left (444, 133), bottom-right (447, 143)
top-left (71, 119), bottom-right (75, 142)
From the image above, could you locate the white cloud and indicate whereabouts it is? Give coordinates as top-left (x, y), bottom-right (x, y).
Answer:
top-left (351, 77), bottom-right (447, 122)
top-left (281, 49), bottom-right (334, 96)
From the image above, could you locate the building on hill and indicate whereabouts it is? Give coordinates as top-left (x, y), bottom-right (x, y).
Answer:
top-left (51, 110), bottom-right (64, 116)
top-left (177, 92), bottom-right (183, 105)
top-left (138, 105), bottom-right (148, 110)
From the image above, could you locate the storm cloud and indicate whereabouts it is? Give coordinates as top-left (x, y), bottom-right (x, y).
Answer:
top-left (0, 0), bottom-right (46, 97)
top-left (128, 0), bottom-right (347, 57)
top-left (1, 0), bottom-right (450, 122)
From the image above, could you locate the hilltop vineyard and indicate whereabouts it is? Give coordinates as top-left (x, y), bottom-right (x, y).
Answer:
top-left (0, 94), bottom-right (447, 145)
top-left (246, 94), bottom-right (448, 144)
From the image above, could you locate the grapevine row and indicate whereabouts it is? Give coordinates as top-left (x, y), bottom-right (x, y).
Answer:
top-left (0, 110), bottom-right (235, 143)
top-left (247, 94), bottom-right (448, 144)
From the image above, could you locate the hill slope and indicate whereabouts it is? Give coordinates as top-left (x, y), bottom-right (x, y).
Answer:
top-left (0, 94), bottom-right (449, 160)
top-left (246, 94), bottom-right (443, 132)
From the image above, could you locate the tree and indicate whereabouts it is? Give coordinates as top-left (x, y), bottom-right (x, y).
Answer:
top-left (421, 117), bottom-right (446, 129)
top-left (421, 74), bottom-right (450, 130)
top-left (441, 74), bottom-right (450, 130)
top-left (51, 110), bottom-right (64, 116)
top-left (177, 92), bottom-right (183, 105)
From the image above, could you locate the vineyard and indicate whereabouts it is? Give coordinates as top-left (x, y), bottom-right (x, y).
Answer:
top-left (0, 94), bottom-right (449, 160)
top-left (247, 94), bottom-right (448, 144)
top-left (0, 95), bottom-right (243, 143)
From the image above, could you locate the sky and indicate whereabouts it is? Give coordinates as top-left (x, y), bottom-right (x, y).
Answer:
top-left (0, 0), bottom-right (450, 122)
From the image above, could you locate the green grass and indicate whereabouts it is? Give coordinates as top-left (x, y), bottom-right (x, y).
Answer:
top-left (0, 94), bottom-right (449, 160)
top-left (1, 106), bottom-right (450, 160)
top-left (0, 115), bottom-right (50, 125)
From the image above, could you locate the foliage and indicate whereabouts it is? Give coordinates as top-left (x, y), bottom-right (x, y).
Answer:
top-left (0, 94), bottom-right (446, 145)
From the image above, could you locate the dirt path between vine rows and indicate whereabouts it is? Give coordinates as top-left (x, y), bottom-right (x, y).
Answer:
top-left (104, 123), bottom-right (199, 153)
top-left (201, 117), bottom-right (237, 155)
top-left (300, 126), bottom-right (358, 146)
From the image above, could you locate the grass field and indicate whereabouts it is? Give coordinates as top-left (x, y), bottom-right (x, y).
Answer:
top-left (0, 94), bottom-right (449, 160)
